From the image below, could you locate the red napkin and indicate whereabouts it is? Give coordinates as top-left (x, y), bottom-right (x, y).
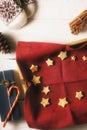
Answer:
top-left (16, 41), bottom-right (87, 129)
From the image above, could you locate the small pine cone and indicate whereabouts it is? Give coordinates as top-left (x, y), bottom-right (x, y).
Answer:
top-left (0, 32), bottom-right (11, 54)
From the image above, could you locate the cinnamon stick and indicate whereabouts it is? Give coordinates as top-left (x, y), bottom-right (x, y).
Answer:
top-left (69, 10), bottom-right (87, 34)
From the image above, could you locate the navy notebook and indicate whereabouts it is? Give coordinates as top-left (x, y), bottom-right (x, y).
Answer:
top-left (0, 70), bottom-right (21, 122)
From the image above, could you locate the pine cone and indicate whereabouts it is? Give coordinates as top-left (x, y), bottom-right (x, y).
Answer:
top-left (0, 33), bottom-right (11, 54)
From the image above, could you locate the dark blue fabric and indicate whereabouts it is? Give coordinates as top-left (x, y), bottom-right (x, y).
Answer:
top-left (0, 87), bottom-right (10, 121)
top-left (0, 70), bottom-right (21, 122)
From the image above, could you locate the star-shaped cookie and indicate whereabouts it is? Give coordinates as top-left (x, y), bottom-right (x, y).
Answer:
top-left (42, 86), bottom-right (50, 95)
top-left (75, 91), bottom-right (84, 100)
top-left (30, 64), bottom-right (38, 73)
top-left (40, 98), bottom-right (50, 107)
top-left (71, 56), bottom-right (77, 61)
top-left (32, 75), bottom-right (41, 85)
top-left (82, 56), bottom-right (87, 61)
top-left (58, 97), bottom-right (68, 108)
top-left (46, 58), bottom-right (54, 66)
top-left (58, 51), bottom-right (67, 60)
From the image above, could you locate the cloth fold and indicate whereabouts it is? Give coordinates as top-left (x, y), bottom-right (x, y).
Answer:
top-left (16, 41), bottom-right (87, 129)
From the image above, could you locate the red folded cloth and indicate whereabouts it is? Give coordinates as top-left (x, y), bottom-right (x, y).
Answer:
top-left (16, 41), bottom-right (87, 129)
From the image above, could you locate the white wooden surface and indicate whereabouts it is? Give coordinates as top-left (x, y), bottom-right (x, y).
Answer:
top-left (0, 0), bottom-right (87, 129)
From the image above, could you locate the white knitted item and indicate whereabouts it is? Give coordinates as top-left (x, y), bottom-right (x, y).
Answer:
top-left (0, 0), bottom-right (27, 29)
top-left (21, 0), bottom-right (36, 18)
